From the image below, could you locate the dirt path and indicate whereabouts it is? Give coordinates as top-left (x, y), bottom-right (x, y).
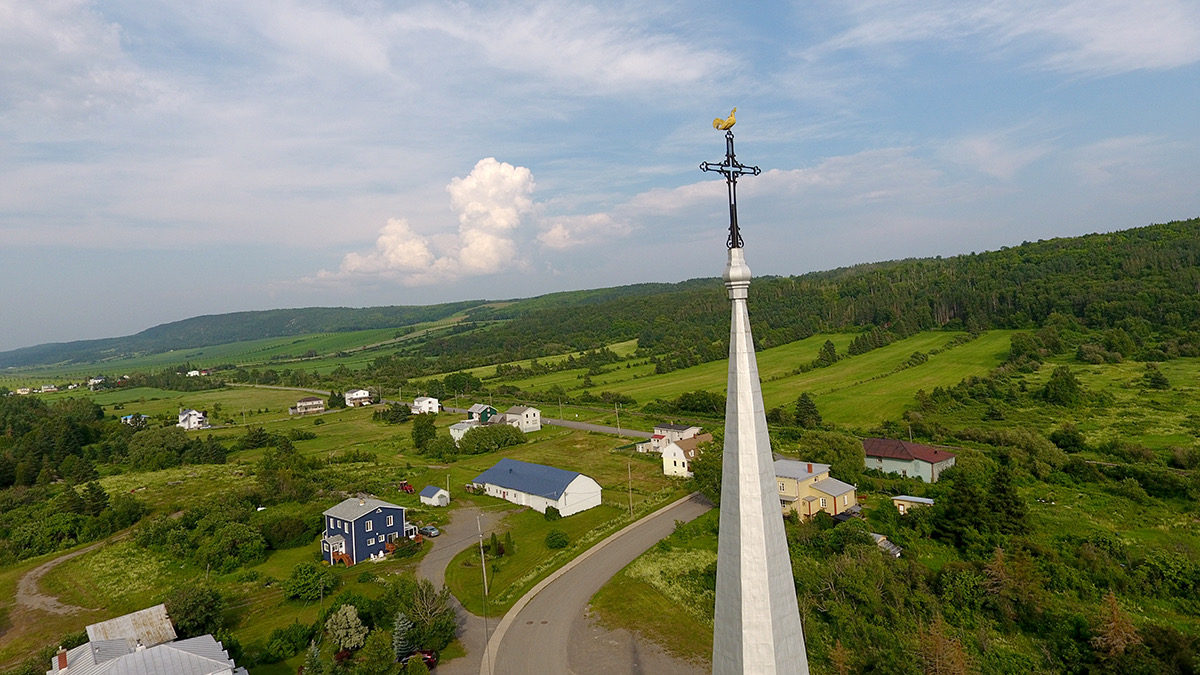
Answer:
top-left (15, 540), bottom-right (108, 614)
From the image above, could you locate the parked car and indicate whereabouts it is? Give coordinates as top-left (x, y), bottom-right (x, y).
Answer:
top-left (418, 525), bottom-right (440, 537)
top-left (400, 650), bottom-right (438, 668)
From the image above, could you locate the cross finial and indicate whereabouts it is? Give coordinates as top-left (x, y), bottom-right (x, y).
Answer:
top-left (700, 122), bottom-right (761, 249)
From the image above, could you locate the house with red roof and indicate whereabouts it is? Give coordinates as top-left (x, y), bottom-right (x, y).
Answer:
top-left (862, 438), bottom-right (957, 483)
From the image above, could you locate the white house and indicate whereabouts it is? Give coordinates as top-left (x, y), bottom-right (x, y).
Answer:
top-left (449, 420), bottom-right (479, 443)
top-left (419, 486), bottom-right (451, 507)
top-left (637, 423), bottom-right (704, 453)
top-left (413, 396), bottom-right (440, 414)
top-left (862, 438), bottom-right (957, 483)
top-left (177, 409), bottom-right (209, 430)
top-left (345, 389), bottom-right (373, 407)
top-left (472, 458), bottom-right (601, 516)
top-left (289, 396), bottom-right (325, 416)
top-left (186, 370), bottom-right (201, 377)
top-left (662, 433), bottom-right (714, 478)
top-left (504, 406), bottom-right (541, 433)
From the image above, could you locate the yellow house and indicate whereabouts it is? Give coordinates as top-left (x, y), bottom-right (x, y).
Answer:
top-left (774, 459), bottom-right (859, 520)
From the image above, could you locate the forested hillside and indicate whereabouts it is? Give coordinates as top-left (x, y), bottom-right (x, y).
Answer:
top-left (4, 218), bottom-right (1198, 373)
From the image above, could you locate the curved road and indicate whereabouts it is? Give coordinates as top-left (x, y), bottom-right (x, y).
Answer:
top-left (485, 494), bottom-right (712, 675)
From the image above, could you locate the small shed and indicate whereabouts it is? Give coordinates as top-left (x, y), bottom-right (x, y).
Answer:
top-left (420, 486), bottom-right (450, 507)
top-left (891, 495), bottom-right (935, 515)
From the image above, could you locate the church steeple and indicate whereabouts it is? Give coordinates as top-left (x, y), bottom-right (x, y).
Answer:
top-left (703, 122), bottom-right (809, 675)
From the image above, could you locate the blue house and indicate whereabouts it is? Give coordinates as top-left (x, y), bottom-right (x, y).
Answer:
top-left (322, 497), bottom-right (413, 566)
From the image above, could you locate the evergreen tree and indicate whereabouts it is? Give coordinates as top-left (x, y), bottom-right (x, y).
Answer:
top-left (81, 481), bottom-right (109, 516)
top-left (1143, 364), bottom-right (1170, 390)
top-left (303, 641), bottom-right (328, 675)
top-left (1091, 591), bottom-right (1142, 660)
top-left (326, 605), bottom-right (368, 651)
top-left (411, 414), bottom-right (436, 452)
top-left (56, 485), bottom-right (86, 515)
top-left (489, 532), bottom-right (500, 557)
top-left (503, 532), bottom-right (514, 557)
top-left (392, 612), bottom-right (415, 661)
top-left (1042, 366), bottom-right (1083, 406)
top-left (988, 466), bottom-right (1028, 535)
top-left (795, 393), bottom-right (823, 429)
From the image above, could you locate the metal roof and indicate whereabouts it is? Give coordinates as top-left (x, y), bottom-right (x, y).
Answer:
top-left (811, 477), bottom-right (856, 498)
top-left (472, 458), bottom-right (583, 500)
top-left (773, 459), bottom-right (831, 481)
top-left (862, 438), bottom-right (956, 464)
top-left (893, 495), bottom-right (935, 505)
top-left (323, 497), bottom-right (403, 522)
top-left (419, 485), bottom-right (448, 498)
top-left (53, 634), bottom-right (244, 675)
top-left (85, 604), bottom-right (176, 649)
top-left (654, 423), bottom-right (700, 431)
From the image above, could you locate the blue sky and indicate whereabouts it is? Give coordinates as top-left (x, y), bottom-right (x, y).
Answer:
top-left (2, 0), bottom-right (1199, 352)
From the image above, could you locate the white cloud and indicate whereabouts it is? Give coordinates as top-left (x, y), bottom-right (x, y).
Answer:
top-left (0, 0), bottom-right (178, 118)
top-left (818, 0), bottom-right (1200, 76)
top-left (329, 158), bottom-right (534, 284)
top-left (939, 131), bottom-right (1052, 180)
top-left (538, 213), bottom-right (632, 250)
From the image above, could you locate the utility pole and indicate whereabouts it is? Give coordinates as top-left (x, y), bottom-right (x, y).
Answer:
top-left (628, 461), bottom-right (634, 520)
top-left (615, 403), bottom-right (621, 436)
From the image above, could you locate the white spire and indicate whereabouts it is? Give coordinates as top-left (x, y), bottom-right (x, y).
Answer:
top-left (712, 246), bottom-right (809, 674)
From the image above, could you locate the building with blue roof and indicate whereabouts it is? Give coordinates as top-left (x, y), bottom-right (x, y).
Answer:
top-left (419, 485), bottom-right (450, 507)
top-left (471, 458), bottom-right (601, 516)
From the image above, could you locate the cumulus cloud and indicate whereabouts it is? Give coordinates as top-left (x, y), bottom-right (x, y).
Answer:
top-left (940, 131), bottom-right (1052, 180)
top-left (330, 158), bottom-right (534, 284)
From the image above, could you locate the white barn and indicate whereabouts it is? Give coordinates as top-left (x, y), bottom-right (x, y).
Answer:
top-left (419, 486), bottom-right (451, 507)
top-left (471, 458), bottom-right (601, 516)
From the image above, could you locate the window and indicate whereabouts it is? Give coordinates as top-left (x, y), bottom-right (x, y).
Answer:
top-left (329, 517), bottom-right (335, 529)
top-left (819, 497), bottom-right (827, 509)
top-left (323, 543), bottom-right (329, 551)
top-left (368, 537), bottom-right (375, 545)
top-left (778, 482), bottom-right (785, 492)
top-left (365, 520), bottom-right (373, 532)
top-left (343, 522), bottom-right (349, 533)
top-left (387, 515), bottom-right (394, 527)
top-left (842, 495), bottom-right (848, 506)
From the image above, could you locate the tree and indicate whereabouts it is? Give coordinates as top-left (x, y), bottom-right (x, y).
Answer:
top-left (688, 438), bottom-right (722, 505)
top-left (81, 481), bottom-right (109, 516)
top-left (503, 532), bottom-right (514, 557)
top-left (196, 521), bottom-right (267, 572)
top-left (328, 391), bottom-right (347, 409)
top-left (55, 485), bottom-right (85, 515)
top-left (411, 414), bottom-right (436, 452)
top-left (355, 629), bottom-right (397, 675)
top-left (794, 393), bottom-right (822, 429)
top-left (1091, 591), bottom-right (1142, 660)
top-left (165, 582), bottom-right (226, 638)
top-left (326, 604), bottom-right (369, 651)
top-left (284, 561), bottom-right (338, 601)
top-left (543, 506), bottom-right (561, 521)
top-left (920, 615), bottom-right (971, 675)
top-left (815, 339), bottom-right (839, 366)
top-left (392, 612), bottom-right (415, 661)
top-left (1042, 365), bottom-right (1083, 406)
top-left (988, 466), bottom-right (1028, 535)
top-left (489, 532), bottom-right (501, 557)
top-left (403, 578), bottom-right (457, 651)
top-left (1143, 364), bottom-right (1170, 390)
top-left (303, 641), bottom-right (328, 675)
top-left (404, 656), bottom-right (430, 675)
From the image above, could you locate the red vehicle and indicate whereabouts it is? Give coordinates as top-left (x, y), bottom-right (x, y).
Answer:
top-left (400, 650), bottom-right (438, 668)
top-left (398, 480), bottom-right (415, 494)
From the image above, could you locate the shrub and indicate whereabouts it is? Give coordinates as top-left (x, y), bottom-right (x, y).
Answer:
top-left (545, 529), bottom-right (569, 549)
top-left (264, 621), bottom-right (314, 662)
top-left (164, 583), bottom-right (226, 638)
top-left (543, 506), bottom-right (561, 521)
top-left (283, 561), bottom-right (338, 601)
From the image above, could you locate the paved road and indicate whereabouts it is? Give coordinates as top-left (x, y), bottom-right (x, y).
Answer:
top-left (442, 407), bottom-right (652, 439)
top-left (486, 494), bottom-right (712, 675)
top-left (414, 506), bottom-right (509, 675)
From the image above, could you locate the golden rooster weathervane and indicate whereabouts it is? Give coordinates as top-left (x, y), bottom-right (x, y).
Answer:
top-left (713, 107), bottom-right (737, 130)
top-left (700, 107), bottom-right (760, 249)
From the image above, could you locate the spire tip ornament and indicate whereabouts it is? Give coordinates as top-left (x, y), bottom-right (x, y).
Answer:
top-left (700, 114), bottom-right (760, 249)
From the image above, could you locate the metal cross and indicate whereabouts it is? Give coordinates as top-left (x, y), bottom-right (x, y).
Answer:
top-left (700, 129), bottom-right (761, 249)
